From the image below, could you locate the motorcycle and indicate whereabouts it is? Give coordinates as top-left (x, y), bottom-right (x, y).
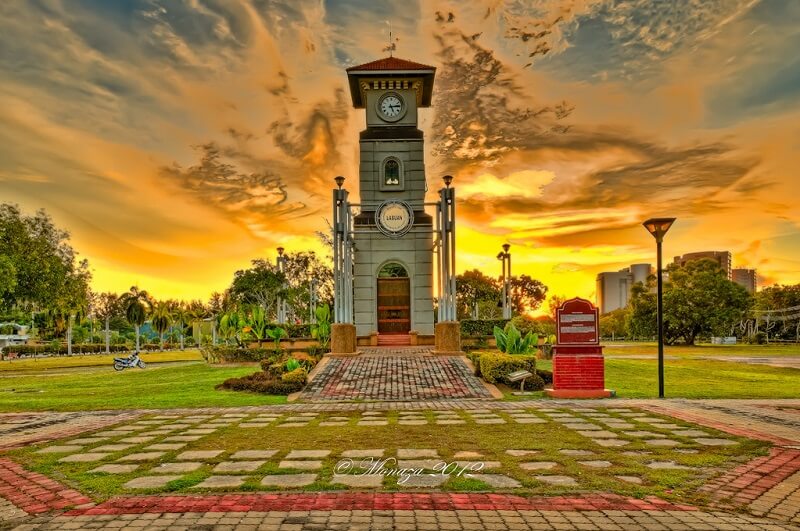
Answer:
top-left (113, 351), bottom-right (146, 371)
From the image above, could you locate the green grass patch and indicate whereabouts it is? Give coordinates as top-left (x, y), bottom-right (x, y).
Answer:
top-left (0, 362), bottom-right (285, 412)
top-left (0, 349), bottom-right (205, 371)
top-left (603, 342), bottom-right (800, 358)
top-left (529, 358), bottom-right (800, 399)
top-left (12, 407), bottom-right (769, 508)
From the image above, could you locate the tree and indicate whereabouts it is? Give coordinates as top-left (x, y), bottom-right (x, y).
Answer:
top-left (0, 204), bottom-right (91, 313)
top-left (229, 260), bottom-right (284, 316)
top-left (122, 286), bottom-right (152, 351)
top-left (150, 301), bottom-right (172, 351)
top-left (626, 281), bottom-right (657, 340)
top-left (627, 260), bottom-right (751, 345)
top-left (455, 269), bottom-right (500, 319)
top-left (547, 295), bottom-right (567, 321)
top-left (173, 302), bottom-right (192, 350)
top-left (599, 307), bottom-right (629, 340)
top-left (662, 259), bottom-right (751, 345)
top-left (94, 292), bottom-right (122, 354)
top-left (507, 275), bottom-right (548, 315)
top-left (0, 255), bottom-right (16, 299)
top-left (754, 284), bottom-right (800, 341)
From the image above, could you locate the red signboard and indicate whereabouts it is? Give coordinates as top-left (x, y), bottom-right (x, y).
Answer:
top-left (556, 297), bottom-right (599, 345)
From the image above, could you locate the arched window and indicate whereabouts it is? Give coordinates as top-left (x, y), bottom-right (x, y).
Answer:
top-left (384, 159), bottom-right (400, 186)
top-left (378, 262), bottom-right (408, 278)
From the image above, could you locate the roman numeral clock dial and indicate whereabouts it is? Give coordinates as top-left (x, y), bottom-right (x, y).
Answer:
top-left (377, 93), bottom-right (405, 122)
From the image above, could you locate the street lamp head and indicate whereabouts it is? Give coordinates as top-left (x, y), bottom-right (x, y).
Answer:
top-left (334, 175), bottom-right (345, 189)
top-left (442, 174), bottom-right (453, 188)
top-left (502, 243), bottom-right (510, 253)
top-left (277, 246), bottom-right (284, 256)
top-left (643, 217), bottom-right (676, 242)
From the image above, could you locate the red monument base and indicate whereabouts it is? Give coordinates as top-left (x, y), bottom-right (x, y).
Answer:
top-left (545, 347), bottom-right (614, 398)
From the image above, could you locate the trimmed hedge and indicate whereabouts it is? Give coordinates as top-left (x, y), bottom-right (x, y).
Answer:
top-left (479, 352), bottom-right (536, 384)
top-left (217, 371), bottom-right (303, 395)
top-left (536, 369), bottom-right (553, 385)
top-left (473, 352), bottom-right (544, 390)
top-left (203, 347), bottom-right (276, 363)
top-left (281, 367), bottom-right (307, 385)
top-left (460, 319), bottom-right (510, 337)
top-left (6, 344), bottom-right (129, 356)
top-left (282, 323), bottom-right (312, 338)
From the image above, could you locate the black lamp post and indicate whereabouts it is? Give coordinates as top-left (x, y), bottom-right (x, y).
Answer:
top-left (642, 217), bottom-right (676, 399)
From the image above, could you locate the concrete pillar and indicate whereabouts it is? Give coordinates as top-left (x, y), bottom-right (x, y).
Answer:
top-left (331, 323), bottom-right (357, 355)
top-left (433, 321), bottom-right (461, 355)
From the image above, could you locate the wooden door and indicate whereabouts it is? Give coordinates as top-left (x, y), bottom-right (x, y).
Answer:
top-left (377, 278), bottom-right (411, 334)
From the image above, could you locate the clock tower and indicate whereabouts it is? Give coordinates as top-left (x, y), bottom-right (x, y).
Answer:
top-left (345, 57), bottom-right (436, 341)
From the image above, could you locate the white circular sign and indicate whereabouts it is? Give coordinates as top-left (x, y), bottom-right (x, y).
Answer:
top-left (376, 200), bottom-right (414, 237)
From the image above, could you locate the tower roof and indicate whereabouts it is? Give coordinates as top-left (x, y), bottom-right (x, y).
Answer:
top-left (346, 56), bottom-right (436, 108)
top-left (346, 56), bottom-right (436, 73)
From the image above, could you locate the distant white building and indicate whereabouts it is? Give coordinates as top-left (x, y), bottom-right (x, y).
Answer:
top-left (596, 264), bottom-right (652, 314)
top-left (0, 323), bottom-right (29, 352)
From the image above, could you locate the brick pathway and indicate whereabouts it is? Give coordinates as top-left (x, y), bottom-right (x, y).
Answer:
top-left (3, 399), bottom-right (800, 529)
top-left (301, 353), bottom-right (492, 401)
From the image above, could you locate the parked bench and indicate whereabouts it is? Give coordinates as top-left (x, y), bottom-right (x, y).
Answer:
top-left (507, 370), bottom-right (533, 391)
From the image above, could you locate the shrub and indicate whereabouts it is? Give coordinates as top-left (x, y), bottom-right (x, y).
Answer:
top-left (217, 370), bottom-right (304, 395)
top-left (283, 323), bottom-right (312, 338)
top-left (305, 345), bottom-right (327, 357)
top-left (203, 346), bottom-right (274, 363)
top-left (536, 369), bottom-right (553, 385)
top-left (284, 358), bottom-right (301, 372)
top-left (7, 344), bottom-right (130, 356)
top-left (466, 351), bottom-right (483, 376)
top-left (493, 322), bottom-right (538, 355)
top-left (460, 319), bottom-right (510, 337)
top-left (510, 315), bottom-right (556, 336)
top-left (281, 367), bottom-right (307, 385)
top-left (478, 352), bottom-right (536, 384)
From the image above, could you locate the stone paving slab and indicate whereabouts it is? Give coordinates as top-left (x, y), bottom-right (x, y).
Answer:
top-left (123, 475), bottom-right (180, 489)
top-left (230, 450), bottom-right (278, 459)
top-left (191, 475), bottom-right (244, 489)
top-left (260, 474), bottom-right (317, 487)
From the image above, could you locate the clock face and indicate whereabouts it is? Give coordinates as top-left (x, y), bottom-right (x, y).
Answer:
top-left (376, 200), bottom-right (414, 237)
top-left (377, 93), bottom-right (405, 121)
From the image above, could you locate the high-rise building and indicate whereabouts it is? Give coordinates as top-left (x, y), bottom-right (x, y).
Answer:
top-left (596, 263), bottom-right (652, 314)
top-left (732, 268), bottom-right (757, 293)
top-left (673, 251), bottom-right (732, 280)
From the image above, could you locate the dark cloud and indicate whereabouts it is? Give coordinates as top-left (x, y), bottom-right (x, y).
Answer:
top-left (430, 18), bottom-right (573, 169)
top-left (456, 129), bottom-right (760, 246)
top-left (160, 142), bottom-right (309, 234)
top-left (268, 87), bottom-right (349, 189)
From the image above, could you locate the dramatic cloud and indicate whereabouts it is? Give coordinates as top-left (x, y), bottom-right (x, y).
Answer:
top-left (0, 0), bottom-right (797, 302)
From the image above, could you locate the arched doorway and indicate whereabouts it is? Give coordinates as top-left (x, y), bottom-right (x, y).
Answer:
top-left (377, 263), bottom-right (411, 334)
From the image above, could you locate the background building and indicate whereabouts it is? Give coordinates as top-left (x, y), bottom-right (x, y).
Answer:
top-left (732, 268), bottom-right (758, 293)
top-left (596, 263), bottom-right (652, 314)
top-left (673, 251), bottom-right (732, 279)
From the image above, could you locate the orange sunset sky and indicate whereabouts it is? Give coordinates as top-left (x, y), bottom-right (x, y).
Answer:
top-left (2, 0), bottom-right (799, 305)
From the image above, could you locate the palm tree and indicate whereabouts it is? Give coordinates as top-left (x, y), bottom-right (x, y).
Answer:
top-left (122, 286), bottom-right (151, 352)
top-left (151, 301), bottom-right (172, 351)
top-left (173, 302), bottom-right (190, 350)
top-left (94, 292), bottom-right (121, 354)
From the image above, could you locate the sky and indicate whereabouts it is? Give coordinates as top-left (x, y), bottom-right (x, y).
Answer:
top-left (1, 0), bottom-right (799, 306)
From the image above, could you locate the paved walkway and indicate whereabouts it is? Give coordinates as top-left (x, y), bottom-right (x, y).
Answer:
top-left (300, 350), bottom-right (492, 401)
top-left (2, 400), bottom-right (800, 529)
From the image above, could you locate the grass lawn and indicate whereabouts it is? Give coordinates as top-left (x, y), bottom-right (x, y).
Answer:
top-left (14, 407), bottom-right (767, 506)
top-left (603, 342), bottom-right (800, 358)
top-left (533, 358), bottom-right (800, 399)
top-left (0, 349), bottom-right (205, 372)
top-left (0, 362), bottom-right (286, 412)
